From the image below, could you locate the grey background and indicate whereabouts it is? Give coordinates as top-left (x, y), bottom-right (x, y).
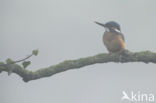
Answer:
top-left (0, 0), bottom-right (156, 103)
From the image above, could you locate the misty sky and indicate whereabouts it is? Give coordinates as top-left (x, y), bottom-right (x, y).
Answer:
top-left (0, 0), bottom-right (156, 103)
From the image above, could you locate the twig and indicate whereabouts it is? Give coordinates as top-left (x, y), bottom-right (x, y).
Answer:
top-left (0, 54), bottom-right (33, 66)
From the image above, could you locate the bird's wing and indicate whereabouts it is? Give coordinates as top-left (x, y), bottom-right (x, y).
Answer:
top-left (112, 28), bottom-right (125, 42)
top-left (120, 33), bottom-right (125, 42)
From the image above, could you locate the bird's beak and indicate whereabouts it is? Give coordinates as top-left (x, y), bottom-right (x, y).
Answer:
top-left (94, 21), bottom-right (105, 27)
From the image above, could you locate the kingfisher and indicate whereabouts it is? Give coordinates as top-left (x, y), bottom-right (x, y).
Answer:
top-left (95, 21), bottom-right (125, 53)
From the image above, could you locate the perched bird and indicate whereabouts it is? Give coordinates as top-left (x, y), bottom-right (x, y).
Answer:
top-left (95, 21), bottom-right (125, 53)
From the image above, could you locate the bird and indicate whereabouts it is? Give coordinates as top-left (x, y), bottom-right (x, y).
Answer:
top-left (95, 21), bottom-right (125, 53)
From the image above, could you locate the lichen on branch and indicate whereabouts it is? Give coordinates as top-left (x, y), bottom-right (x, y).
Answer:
top-left (0, 50), bottom-right (156, 82)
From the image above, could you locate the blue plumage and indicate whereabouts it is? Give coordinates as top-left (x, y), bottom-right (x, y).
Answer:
top-left (105, 21), bottom-right (121, 31)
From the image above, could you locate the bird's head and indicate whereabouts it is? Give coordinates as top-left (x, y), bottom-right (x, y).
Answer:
top-left (95, 21), bottom-right (121, 32)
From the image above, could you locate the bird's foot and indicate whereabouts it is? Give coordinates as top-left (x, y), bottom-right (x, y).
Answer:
top-left (118, 49), bottom-right (135, 62)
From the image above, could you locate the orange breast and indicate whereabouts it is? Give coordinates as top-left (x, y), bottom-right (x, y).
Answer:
top-left (103, 32), bottom-right (125, 53)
